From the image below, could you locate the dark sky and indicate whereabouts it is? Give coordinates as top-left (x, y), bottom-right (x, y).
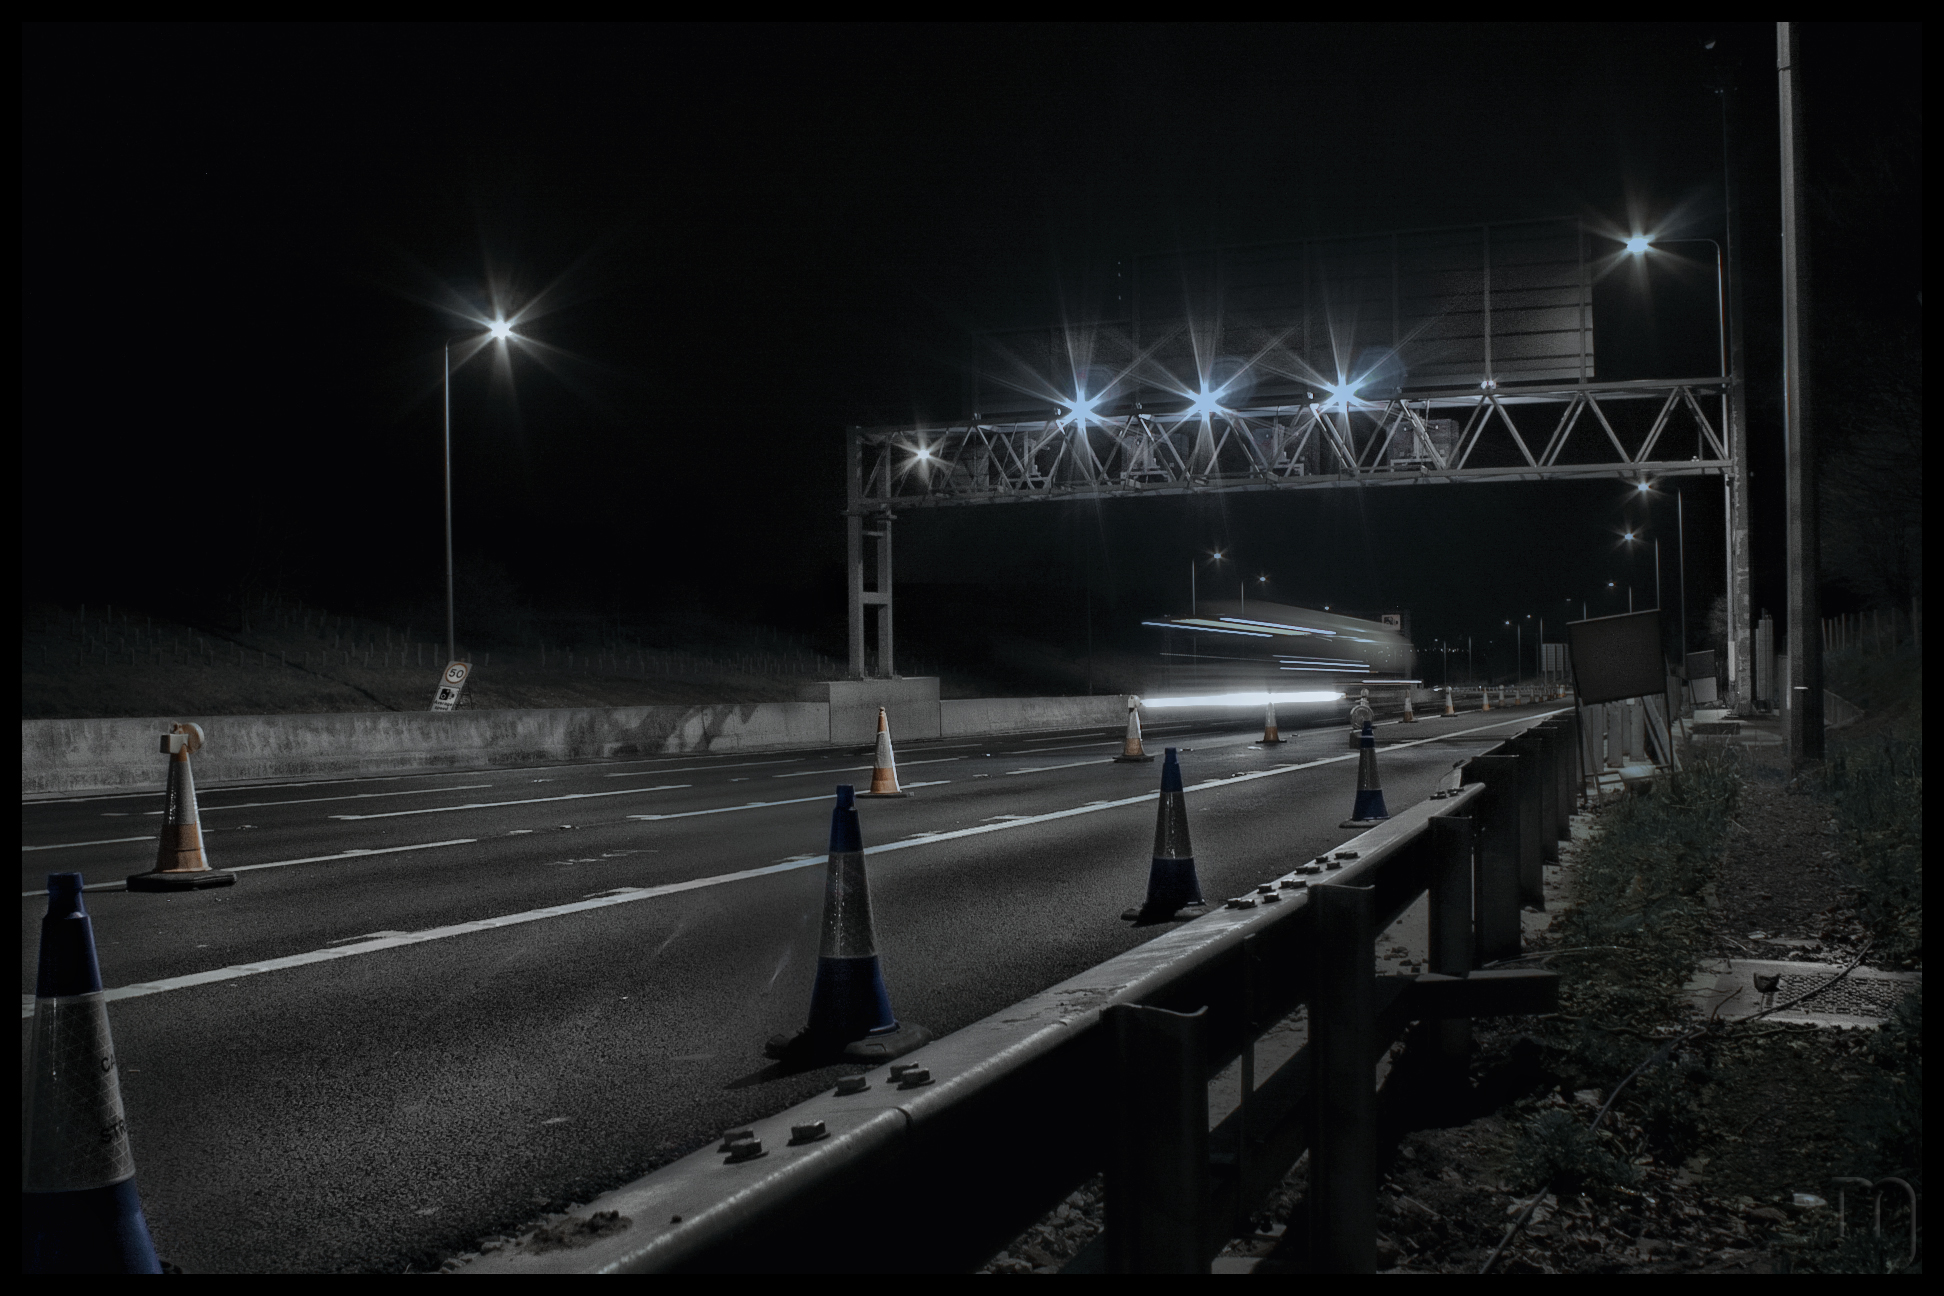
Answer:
top-left (21, 23), bottom-right (1921, 667)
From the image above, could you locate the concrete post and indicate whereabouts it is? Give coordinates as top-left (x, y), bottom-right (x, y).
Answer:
top-left (1427, 815), bottom-right (1476, 1078)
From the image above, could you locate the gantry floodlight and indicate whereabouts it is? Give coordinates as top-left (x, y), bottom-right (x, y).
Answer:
top-left (1637, 480), bottom-right (1651, 492)
top-left (1187, 387), bottom-right (1225, 417)
top-left (486, 317), bottom-right (517, 341)
top-left (1625, 235), bottom-right (1653, 254)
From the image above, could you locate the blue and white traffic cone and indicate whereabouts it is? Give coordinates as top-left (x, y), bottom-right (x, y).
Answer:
top-left (1122, 749), bottom-right (1207, 923)
top-left (764, 786), bottom-right (930, 1064)
top-left (1339, 722), bottom-right (1391, 829)
top-left (23, 873), bottom-right (164, 1274)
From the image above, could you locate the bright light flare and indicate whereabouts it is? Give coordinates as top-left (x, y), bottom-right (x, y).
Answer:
top-left (1624, 235), bottom-right (1653, 255)
top-left (1187, 387), bottom-right (1225, 417)
top-left (486, 317), bottom-right (517, 342)
top-left (1143, 690), bottom-right (1345, 708)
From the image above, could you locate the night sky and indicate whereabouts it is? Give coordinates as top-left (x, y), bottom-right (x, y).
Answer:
top-left (21, 23), bottom-right (1921, 672)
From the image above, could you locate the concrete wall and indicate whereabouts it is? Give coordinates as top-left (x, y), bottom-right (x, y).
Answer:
top-left (21, 691), bottom-right (1184, 796)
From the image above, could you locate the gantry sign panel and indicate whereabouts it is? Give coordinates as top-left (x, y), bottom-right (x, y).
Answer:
top-left (972, 218), bottom-right (1596, 420)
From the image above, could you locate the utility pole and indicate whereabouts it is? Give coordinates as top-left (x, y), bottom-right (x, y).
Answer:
top-left (1710, 42), bottom-right (1755, 715)
top-left (1778, 22), bottom-right (1823, 762)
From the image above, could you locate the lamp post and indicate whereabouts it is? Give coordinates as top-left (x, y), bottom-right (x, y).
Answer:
top-left (441, 316), bottom-right (518, 669)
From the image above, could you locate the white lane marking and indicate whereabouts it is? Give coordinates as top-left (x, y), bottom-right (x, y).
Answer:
top-left (1005, 759), bottom-right (1113, 775)
top-left (40, 711), bottom-right (1562, 1014)
top-left (36, 856), bottom-right (836, 1017)
top-left (604, 759), bottom-right (804, 777)
top-left (768, 757), bottom-right (963, 780)
top-left (18, 838), bottom-right (480, 897)
top-left (23, 835), bottom-right (154, 852)
top-left (1002, 740), bottom-right (1119, 754)
top-left (901, 780), bottom-right (951, 789)
top-left (141, 784), bottom-right (493, 815)
top-left (629, 794), bottom-right (827, 822)
top-left (330, 785), bottom-right (690, 820)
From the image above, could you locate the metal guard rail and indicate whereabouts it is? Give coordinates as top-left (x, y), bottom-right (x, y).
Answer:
top-left (467, 710), bottom-right (1580, 1274)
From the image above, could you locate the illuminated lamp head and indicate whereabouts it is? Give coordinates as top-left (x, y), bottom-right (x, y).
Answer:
top-left (1624, 235), bottom-right (1653, 255)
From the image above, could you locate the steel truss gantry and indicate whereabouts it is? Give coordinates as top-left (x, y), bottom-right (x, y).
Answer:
top-left (845, 376), bottom-right (1745, 694)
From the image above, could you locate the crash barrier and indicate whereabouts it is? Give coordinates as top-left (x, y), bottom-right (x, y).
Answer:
top-left (467, 711), bottom-right (1580, 1275)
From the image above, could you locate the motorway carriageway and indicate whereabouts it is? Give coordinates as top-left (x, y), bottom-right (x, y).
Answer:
top-left (21, 706), bottom-right (1555, 1272)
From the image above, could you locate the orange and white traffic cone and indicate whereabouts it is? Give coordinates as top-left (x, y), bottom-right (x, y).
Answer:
top-left (855, 707), bottom-right (912, 798)
top-left (1113, 696), bottom-right (1154, 763)
top-left (1258, 693), bottom-right (1283, 745)
top-left (1480, 688), bottom-right (1492, 712)
top-left (1442, 691), bottom-right (1456, 717)
top-left (24, 873), bottom-right (163, 1272)
top-left (1400, 691), bottom-right (1418, 723)
top-left (127, 723), bottom-right (233, 892)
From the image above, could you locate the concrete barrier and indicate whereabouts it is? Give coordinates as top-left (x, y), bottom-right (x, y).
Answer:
top-left (940, 695), bottom-right (1127, 737)
top-left (21, 692), bottom-right (1341, 797)
top-left (20, 703), bottom-right (831, 797)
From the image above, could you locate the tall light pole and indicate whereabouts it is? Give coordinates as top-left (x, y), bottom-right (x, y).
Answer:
top-left (442, 316), bottom-right (518, 669)
top-left (1779, 21), bottom-right (1823, 762)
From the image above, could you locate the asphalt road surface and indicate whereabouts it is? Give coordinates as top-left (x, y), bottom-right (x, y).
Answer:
top-left (21, 705), bottom-right (1559, 1272)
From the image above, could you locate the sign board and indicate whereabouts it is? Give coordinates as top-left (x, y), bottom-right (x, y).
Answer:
top-left (1566, 610), bottom-right (1665, 705)
top-left (431, 660), bottom-right (471, 712)
top-left (1380, 613), bottom-right (1402, 631)
top-left (1541, 643), bottom-right (1571, 677)
top-left (1684, 650), bottom-right (1717, 682)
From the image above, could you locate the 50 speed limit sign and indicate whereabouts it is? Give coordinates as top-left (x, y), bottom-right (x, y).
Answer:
top-left (431, 660), bottom-right (472, 712)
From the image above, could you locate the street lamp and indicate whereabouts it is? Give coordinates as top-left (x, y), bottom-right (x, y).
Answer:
top-left (442, 318), bottom-right (520, 667)
top-left (1191, 549), bottom-right (1225, 617)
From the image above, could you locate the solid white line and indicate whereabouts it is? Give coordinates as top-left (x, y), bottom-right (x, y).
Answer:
top-left (1005, 759), bottom-right (1113, 775)
top-left (37, 710), bottom-right (1561, 1016)
top-left (330, 784), bottom-right (690, 820)
top-left (1001, 740), bottom-right (1119, 755)
top-left (144, 785), bottom-right (493, 814)
top-left (23, 835), bottom-right (154, 852)
top-left (19, 838), bottom-right (480, 897)
top-left (32, 857), bottom-right (828, 1018)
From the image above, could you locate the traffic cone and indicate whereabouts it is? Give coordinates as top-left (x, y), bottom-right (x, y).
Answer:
top-left (1400, 691), bottom-right (1418, 723)
top-left (127, 723), bottom-right (233, 892)
top-left (1480, 688), bottom-right (1491, 712)
top-left (1258, 693), bottom-right (1283, 744)
top-left (1113, 696), bottom-right (1153, 763)
top-left (23, 873), bottom-right (164, 1274)
top-left (1348, 690), bottom-right (1373, 748)
top-left (1442, 691), bottom-right (1456, 717)
top-left (1121, 749), bottom-right (1206, 923)
top-left (764, 786), bottom-right (930, 1064)
top-left (1339, 721), bottom-right (1391, 829)
top-left (855, 707), bottom-right (912, 798)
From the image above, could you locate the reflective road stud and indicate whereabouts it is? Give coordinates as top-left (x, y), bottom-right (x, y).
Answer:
top-left (127, 722), bottom-right (233, 891)
top-left (764, 786), bottom-right (930, 1064)
top-left (1122, 749), bottom-right (1206, 923)
top-left (23, 873), bottom-right (163, 1274)
top-left (1339, 722), bottom-right (1391, 829)
top-left (856, 707), bottom-right (912, 798)
top-left (1113, 696), bottom-right (1154, 763)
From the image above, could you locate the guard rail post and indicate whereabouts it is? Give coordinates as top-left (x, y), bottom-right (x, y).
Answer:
top-left (1550, 712), bottom-right (1579, 818)
top-left (1104, 1003), bottom-right (1210, 1274)
top-left (1426, 815), bottom-right (1476, 1085)
top-left (1533, 726), bottom-right (1560, 871)
top-left (1308, 882), bottom-right (1376, 1274)
top-left (1461, 753), bottom-right (1524, 963)
top-left (1510, 730), bottom-right (1545, 908)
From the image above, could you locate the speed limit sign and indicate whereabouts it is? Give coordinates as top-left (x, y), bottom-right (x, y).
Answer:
top-left (431, 660), bottom-right (472, 712)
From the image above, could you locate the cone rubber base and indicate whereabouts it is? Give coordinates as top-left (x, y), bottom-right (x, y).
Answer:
top-left (763, 1021), bottom-right (932, 1065)
top-left (1338, 818), bottom-right (1389, 830)
top-left (126, 869), bottom-right (235, 892)
top-left (1255, 737), bottom-right (1284, 746)
top-left (1112, 754), bottom-right (1155, 763)
top-left (855, 790), bottom-right (913, 799)
top-left (1121, 902), bottom-right (1209, 924)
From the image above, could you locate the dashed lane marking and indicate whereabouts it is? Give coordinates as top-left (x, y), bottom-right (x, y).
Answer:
top-left (140, 785), bottom-right (493, 815)
top-left (19, 838), bottom-right (480, 897)
top-left (23, 835), bottom-right (155, 853)
top-left (330, 785), bottom-right (690, 820)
